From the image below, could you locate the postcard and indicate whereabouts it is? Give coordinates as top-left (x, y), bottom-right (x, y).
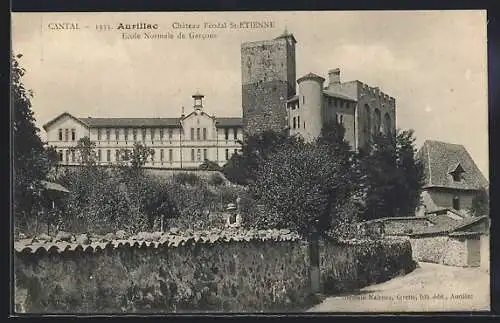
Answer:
top-left (11, 10), bottom-right (490, 314)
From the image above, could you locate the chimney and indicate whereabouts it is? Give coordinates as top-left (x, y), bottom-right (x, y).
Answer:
top-left (328, 68), bottom-right (341, 87)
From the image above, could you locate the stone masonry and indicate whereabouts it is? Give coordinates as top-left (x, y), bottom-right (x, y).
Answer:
top-left (241, 33), bottom-right (296, 136)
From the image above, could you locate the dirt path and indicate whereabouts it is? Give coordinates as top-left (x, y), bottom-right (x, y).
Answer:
top-left (308, 262), bottom-right (490, 312)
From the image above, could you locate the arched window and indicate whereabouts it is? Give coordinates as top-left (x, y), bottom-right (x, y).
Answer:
top-left (383, 113), bottom-right (392, 135)
top-left (374, 108), bottom-right (381, 135)
top-left (364, 104), bottom-right (371, 134)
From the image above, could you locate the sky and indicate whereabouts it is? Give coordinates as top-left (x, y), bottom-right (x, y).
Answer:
top-left (11, 11), bottom-right (489, 178)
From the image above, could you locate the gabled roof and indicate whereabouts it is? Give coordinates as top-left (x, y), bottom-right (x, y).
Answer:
top-left (79, 117), bottom-right (181, 128)
top-left (323, 90), bottom-right (358, 102)
top-left (410, 215), bottom-right (489, 236)
top-left (215, 117), bottom-right (243, 127)
top-left (44, 114), bottom-right (243, 129)
top-left (416, 140), bottom-right (488, 191)
top-left (42, 112), bottom-right (89, 131)
top-left (41, 180), bottom-right (70, 193)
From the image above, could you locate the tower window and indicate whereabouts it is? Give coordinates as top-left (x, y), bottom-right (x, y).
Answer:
top-left (71, 129), bottom-right (76, 141)
top-left (190, 128), bottom-right (195, 141)
top-left (197, 128), bottom-right (201, 140)
top-left (169, 149), bottom-right (173, 162)
top-left (225, 149), bottom-right (229, 160)
top-left (191, 149), bottom-right (195, 161)
top-left (203, 128), bottom-right (207, 140)
top-left (65, 129), bottom-right (69, 142)
top-left (297, 116), bottom-right (300, 128)
top-left (203, 149), bottom-right (207, 160)
top-left (293, 117), bottom-right (296, 129)
top-left (58, 129), bottom-right (63, 141)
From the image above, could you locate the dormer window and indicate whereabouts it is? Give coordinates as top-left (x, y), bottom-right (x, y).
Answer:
top-left (449, 163), bottom-right (465, 182)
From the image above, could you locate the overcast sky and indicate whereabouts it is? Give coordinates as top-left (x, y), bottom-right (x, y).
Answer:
top-left (11, 11), bottom-right (488, 177)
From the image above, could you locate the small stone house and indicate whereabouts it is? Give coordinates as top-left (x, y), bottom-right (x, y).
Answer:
top-left (357, 208), bottom-right (490, 270)
top-left (409, 214), bottom-right (490, 269)
top-left (415, 140), bottom-right (489, 216)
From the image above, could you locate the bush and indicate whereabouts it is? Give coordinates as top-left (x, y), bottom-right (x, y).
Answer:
top-left (172, 172), bottom-right (201, 186)
top-left (207, 173), bottom-right (225, 186)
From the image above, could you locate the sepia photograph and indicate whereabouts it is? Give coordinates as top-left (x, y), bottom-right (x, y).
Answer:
top-left (11, 10), bottom-right (490, 314)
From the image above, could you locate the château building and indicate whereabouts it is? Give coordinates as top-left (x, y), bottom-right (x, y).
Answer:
top-left (241, 30), bottom-right (397, 150)
top-left (43, 93), bottom-right (243, 169)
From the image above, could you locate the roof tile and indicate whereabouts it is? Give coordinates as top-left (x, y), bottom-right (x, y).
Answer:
top-left (417, 140), bottom-right (488, 190)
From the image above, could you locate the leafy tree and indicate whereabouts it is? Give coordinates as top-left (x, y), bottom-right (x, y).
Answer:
top-left (117, 142), bottom-right (154, 177)
top-left (222, 129), bottom-right (299, 185)
top-left (469, 187), bottom-right (489, 217)
top-left (12, 53), bottom-right (52, 224)
top-left (199, 159), bottom-right (221, 171)
top-left (250, 137), bottom-right (362, 238)
top-left (360, 129), bottom-right (424, 220)
top-left (71, 136), bottom-right (98, 166)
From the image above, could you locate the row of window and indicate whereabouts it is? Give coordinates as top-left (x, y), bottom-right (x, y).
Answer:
top-left (58, 128), bottom-right (76, 141)
top-left (326, 97), bottom-right (351, 109)
top-left (292, 116), bottom-right (301, 129)
top-left (57, 148), bottom-right (238, 163)
top-left (93, 127), bottom-right (239, 142)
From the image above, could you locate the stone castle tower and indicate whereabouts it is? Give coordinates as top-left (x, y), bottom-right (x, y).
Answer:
top-left (241, 30), bottom-right (297, 136)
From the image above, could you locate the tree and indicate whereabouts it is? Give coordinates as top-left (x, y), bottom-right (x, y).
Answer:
top-left (250, 137), bottom-right (362, 238)
top-left (470, 187), bottom-right (489, 217)
top-left (71, 136), bottom-right (98, 166)
top-left (222, 129), bottom-right (298, 185)
top-left (117, 142), bottom-right (154, 176)
top-left (12, 53), bottom-right (52, 223)
top-left (360, 129), bottom-right (425, 220)
top-left (199, 159), bottom-right (221, 171)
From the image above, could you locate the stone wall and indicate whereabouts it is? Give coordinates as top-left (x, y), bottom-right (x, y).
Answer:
top-left (242, 81), bottom-right (290, 136)
top-left (383, 218), bottom-right (432, 235)
top-left (410, 235), bottom-right (468, 266)
top-left (480, 234), bottom-right (490, 272)
top-left (320, 239), bottom-right (415, 294)
top-left (14, 230), bottom-right (414, 313)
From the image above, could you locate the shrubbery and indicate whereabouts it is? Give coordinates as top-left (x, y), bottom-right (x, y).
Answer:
top-left (19, 164), bottom-right (247, 235)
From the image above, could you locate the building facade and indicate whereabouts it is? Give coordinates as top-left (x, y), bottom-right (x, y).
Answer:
top-left (43, 93), bottom-right (243, 169)
top-left (242, 31), bottom-right (396, 150)
top-left (415, 140), bottom-right (489, 216)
